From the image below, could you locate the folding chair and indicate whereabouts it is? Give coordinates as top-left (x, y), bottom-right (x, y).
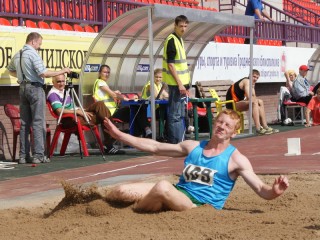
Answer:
top-left (283, 101), bottom-right (306, 125)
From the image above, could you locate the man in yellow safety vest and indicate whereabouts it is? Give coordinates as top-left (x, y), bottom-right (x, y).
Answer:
top-left (162, 15), bottom-right (190, 143)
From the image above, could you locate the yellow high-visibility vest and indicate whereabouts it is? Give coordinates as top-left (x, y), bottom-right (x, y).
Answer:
top-left (93, 78), bottom-right (117, 115)
top-left (162, 33), bottom-right (190, 86)
top-left (141, 81), bottom-right (162, 99)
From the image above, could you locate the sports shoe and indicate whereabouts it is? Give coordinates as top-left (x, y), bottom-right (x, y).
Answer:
top-left (18, 156), bottom-right (31, 164)
top-left (264, 127), bottom-right (280, 133)
top-left (32, 156), bottom-right (50, 164)
top-left (256, 128), bottom-right (272, 135)
top-left (104, 146), bottom-right (126, 155)
top-left (18, 158), bottom-right (27, 164)
top-left (145, 127), bottom-right (152, 138)
top-left (187, 125), bottom-right (195, 133)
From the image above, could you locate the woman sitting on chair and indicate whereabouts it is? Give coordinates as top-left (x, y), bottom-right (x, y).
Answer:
top-left (93, 64), bottom-right (152, 138)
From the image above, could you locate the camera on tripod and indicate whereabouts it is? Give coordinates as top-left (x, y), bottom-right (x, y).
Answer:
top-left (67, 71), bottom-right (79, 79)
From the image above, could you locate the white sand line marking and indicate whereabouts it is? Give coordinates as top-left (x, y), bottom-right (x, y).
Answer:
top-left (312, 152), bottom-right (320, 155)
top-left (67, 159), bottom-right (170, 181)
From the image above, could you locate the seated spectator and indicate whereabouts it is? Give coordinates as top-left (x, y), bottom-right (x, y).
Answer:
top-left (141, 68), bottom-right (169, 101)
top-left (284, 69), bottom-right (297, 94)
top-left (141, 68), bottom-right (169, 120)
top-left (47, 74), bottom-right (125, 155)
top-left (141, 69), bottom-right (194, 135)
top-left (278, 70), bottom-right (297, 123)
top-left (291, 65), bottom-right (314, 104)
top-left (226, 69), bottom-right (279, 135)
top-left (93, 65), bottom-right (152, 138)
top-left (305, 88), bottom-right (320, 127)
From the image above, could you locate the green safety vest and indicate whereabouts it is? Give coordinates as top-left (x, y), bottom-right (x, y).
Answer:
top-left (162, 33), bottom-right (190, 86)
top-left (93, 78), bottom-right (117, 115)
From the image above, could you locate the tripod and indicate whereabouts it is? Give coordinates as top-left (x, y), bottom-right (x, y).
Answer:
top-left (55, 78), bottom-right (105, 160)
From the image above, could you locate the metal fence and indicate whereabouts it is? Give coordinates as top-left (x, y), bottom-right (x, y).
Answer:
top-left (283, 0), bottom-right (320, 26)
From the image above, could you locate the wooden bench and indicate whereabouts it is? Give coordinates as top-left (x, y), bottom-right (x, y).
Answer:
top-left (195, 80), bottom-right (248, 130)
top-left (195, 80), bottom-right (233, 111)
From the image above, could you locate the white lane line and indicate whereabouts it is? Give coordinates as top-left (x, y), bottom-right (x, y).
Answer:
top-left (67, 159), bottom-right (170, 181)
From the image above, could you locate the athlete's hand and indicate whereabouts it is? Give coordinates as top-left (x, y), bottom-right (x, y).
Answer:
top-left (272, 175), bottom-right (289, 196)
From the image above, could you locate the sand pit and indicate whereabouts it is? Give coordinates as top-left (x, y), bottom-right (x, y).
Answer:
top-left (0, 173), bottom-right (319, 240)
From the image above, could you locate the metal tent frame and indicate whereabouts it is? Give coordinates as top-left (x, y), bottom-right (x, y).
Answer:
top-left (307, 46), bottom-right (320, 86)
top-left (80, 4), bottom-right (255, 139)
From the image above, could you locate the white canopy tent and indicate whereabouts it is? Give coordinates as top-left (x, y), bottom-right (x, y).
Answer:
top-left (80, 4), bottom-right (255, 139)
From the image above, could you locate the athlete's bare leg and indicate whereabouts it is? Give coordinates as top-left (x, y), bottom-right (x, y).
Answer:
top-left (106, 182), bottom-right (156, 203)
top-left (257, 99), bottom-right (268, 128)
top-left (134, 180), bottom-right (196, 212)
top-left (235, 100), bottom-right (263, 130)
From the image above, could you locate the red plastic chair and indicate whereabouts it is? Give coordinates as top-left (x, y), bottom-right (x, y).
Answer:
top-left (50, 22), bottom-right (62, 30)
top-left (0, 17), bottom-right (11, 26)
top-left (25, 20), bottom-right (37, 28)
top-left (38, 21), bottom-right (50, 29)
top-left (226, 37), bottom-right (235, 43)
top-left (186, 102), bottom-right (207, 117)
top-left (46, 101), bottom-right (104, 157)
top-left (214, 36), bottom-right (222, 42)
top-left (3, 0), bottom-right (18, 12)
top-left (67, 2), bottom-right (80, 18)
top-left (283, 100), bottom-right (307, 125)
top-left (238, 37), bottom-right (245, 44)
top-left (84, 25), bottom-right (95, 33)
top-left (4, 104), bottom-right (51, 161)
top-left (62, 23), bottom-right (73, 31)
top-left (73, 24), bottom-right (84, 32)
top-left (11, 18), bottom-right (19, 26)
top-left (37, 0), bottom-right (50, 16)
top-left (52, 1), bottom-right (58, 17)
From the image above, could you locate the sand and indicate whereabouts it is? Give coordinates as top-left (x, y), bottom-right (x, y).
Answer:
top-left (0, 173), bottom-right (319, 240)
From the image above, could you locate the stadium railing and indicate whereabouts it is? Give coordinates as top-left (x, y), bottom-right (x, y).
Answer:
top-left (283, 0), bottom-right (320, 26)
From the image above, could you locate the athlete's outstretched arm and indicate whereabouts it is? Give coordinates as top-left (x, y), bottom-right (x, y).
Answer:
top-left (103, 118), bottom-right (197, 157)
top-left (233, 151), bottom-right (289, 200)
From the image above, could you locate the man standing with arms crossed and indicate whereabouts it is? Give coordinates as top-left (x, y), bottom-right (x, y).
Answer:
top-left (163, 15), bottom-right (190, 144)
top-left (7, 32), bottom-right (70, 164)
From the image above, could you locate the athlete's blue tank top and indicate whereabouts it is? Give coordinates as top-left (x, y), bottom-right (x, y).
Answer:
top-left (176, 140), bottom-right (236, 210)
